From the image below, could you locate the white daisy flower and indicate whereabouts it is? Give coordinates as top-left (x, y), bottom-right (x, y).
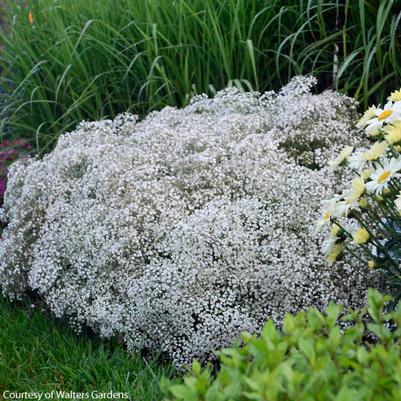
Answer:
top-left (335, 198), bottom-right (360, 218)
top-left (352, 227), bottom-right (370, 244)
top-left (344, 176), bottom-right (365, 203)
top-left (361, 168), bottom-right (373, 180)
top-left (389, 91), bottom-right (401, 102)
top-left (356, 106), bottom-right (377, 129)
top-left (365, 158), bottom-right (401, 194)
top-left (321, 235), bottom-right (337, 256)
top-left (326, 243), bottom-right (344, 264)
top-left (365, 101), bottom-right (401, 136)
top-left (363, 141), bottom-right (388, 161)
top-left (316, 197), bottom-right (339, 230)
top-left (328, 145), bottom-right (354, 171)
top-left (384, 120), bottom-right (401, 145)
top-left (348, 149), bottom-right (367, 171)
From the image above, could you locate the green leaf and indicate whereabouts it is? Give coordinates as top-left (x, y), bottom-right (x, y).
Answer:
top-left (328, 327), bottom-right (341, 351)
top-left (307, 308), bottom-right (325, 332)
top-left (298, 339), bottom-right (316, 365)
top-left (283, 313), bottom-right (296, 334)
top-left (192, 360), bottom-right (202, 376)
top-left (335, 386), bottom-right (359, 401)
top-left (325, 303), bottom-right (342, 329)
top-left (169, 384), bottom-right (198, 401)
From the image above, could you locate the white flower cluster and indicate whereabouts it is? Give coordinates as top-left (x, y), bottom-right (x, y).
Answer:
top-left (319, 88), bottom-right (401, 279)
top-left (270, 75), bottom-right (362, 169)
top-left (0, 77), bottom-right (375, 368)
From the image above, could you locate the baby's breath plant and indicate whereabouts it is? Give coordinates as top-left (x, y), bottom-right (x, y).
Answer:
top-left (320, 89), bottom-right (401, 305)
top-left (0, 139), bottom-right (31, 205)
top-left (0, 77), bottom-right (377, 368)
top-left (0, 139), bottom-right (31, 236)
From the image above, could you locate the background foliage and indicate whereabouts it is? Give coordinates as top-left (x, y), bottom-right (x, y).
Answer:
top-left (0, 0), bottom-right (400, 154)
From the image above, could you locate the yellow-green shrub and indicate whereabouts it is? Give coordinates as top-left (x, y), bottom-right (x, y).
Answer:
top-left (163, 289), bottom-right (401, 401)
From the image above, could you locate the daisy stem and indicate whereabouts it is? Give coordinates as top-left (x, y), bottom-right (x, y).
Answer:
top-left (359, 205), bottom-right (395, 239)
top-left (343, 243), bottom-right (368, 265)
top-left (349, 213), bottom-right (399, 269)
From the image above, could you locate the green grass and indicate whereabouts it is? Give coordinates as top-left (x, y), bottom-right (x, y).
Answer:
top-left (0, 296), bottom-right (175, 398)
top-left (0, 0), bottom-right (400, 155)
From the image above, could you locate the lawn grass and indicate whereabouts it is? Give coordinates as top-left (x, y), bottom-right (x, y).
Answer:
top-left (0, 296), bottom-right (175, 399)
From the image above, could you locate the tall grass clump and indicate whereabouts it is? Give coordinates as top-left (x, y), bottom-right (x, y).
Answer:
top-left (0, 0), bottom-right (400, 154)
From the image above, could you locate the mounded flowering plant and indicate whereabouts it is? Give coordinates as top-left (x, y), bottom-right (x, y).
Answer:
top-left (320, 88), bottom-right (401, 305)
top-left (0, 139), bottom-right (31, 235)
top-left (0, 77), bottom-right (377, 368)
top-left (0, 139), bottom-right (31, 205)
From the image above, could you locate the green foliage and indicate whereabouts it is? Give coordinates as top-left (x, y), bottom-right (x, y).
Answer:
top-left (163, 289), bottom-right (401, 401)
top-left (0, 0), bottom-right (400, 154)
top-left (0, 296), bottom-right (175, 397)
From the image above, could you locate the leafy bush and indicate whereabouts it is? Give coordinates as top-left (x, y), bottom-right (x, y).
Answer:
top-left (320, 88), bottom-right (401, 305)
top-left (0, 78), bottom-right (376, 368)
top-left (0, 0), bottom-right (400, 154)
top-left (163, 289), bottom-right (401, 401)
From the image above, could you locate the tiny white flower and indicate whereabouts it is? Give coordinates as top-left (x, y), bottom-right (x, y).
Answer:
top-left (0, 77), bottom-right (371, 368)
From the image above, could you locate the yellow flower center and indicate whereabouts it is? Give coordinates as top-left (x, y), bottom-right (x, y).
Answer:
top-left (378, 170), bottom-right (391, 183)
top-left (378, 110), bottom-right (393, 121)
top-left (323, 212), bottom-right (331, 221)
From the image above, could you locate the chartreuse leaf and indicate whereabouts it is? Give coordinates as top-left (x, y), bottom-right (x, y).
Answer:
top-left (169, 384), bottom-right (198, 401)
top-left (282, 313), bottom-right (296, 334)
top-left (307, 308), bottom-right (325, 332)
top-left (335, 386), bottom-right (359, 401)
top-left (325, 303), bottom-right (342, 329)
